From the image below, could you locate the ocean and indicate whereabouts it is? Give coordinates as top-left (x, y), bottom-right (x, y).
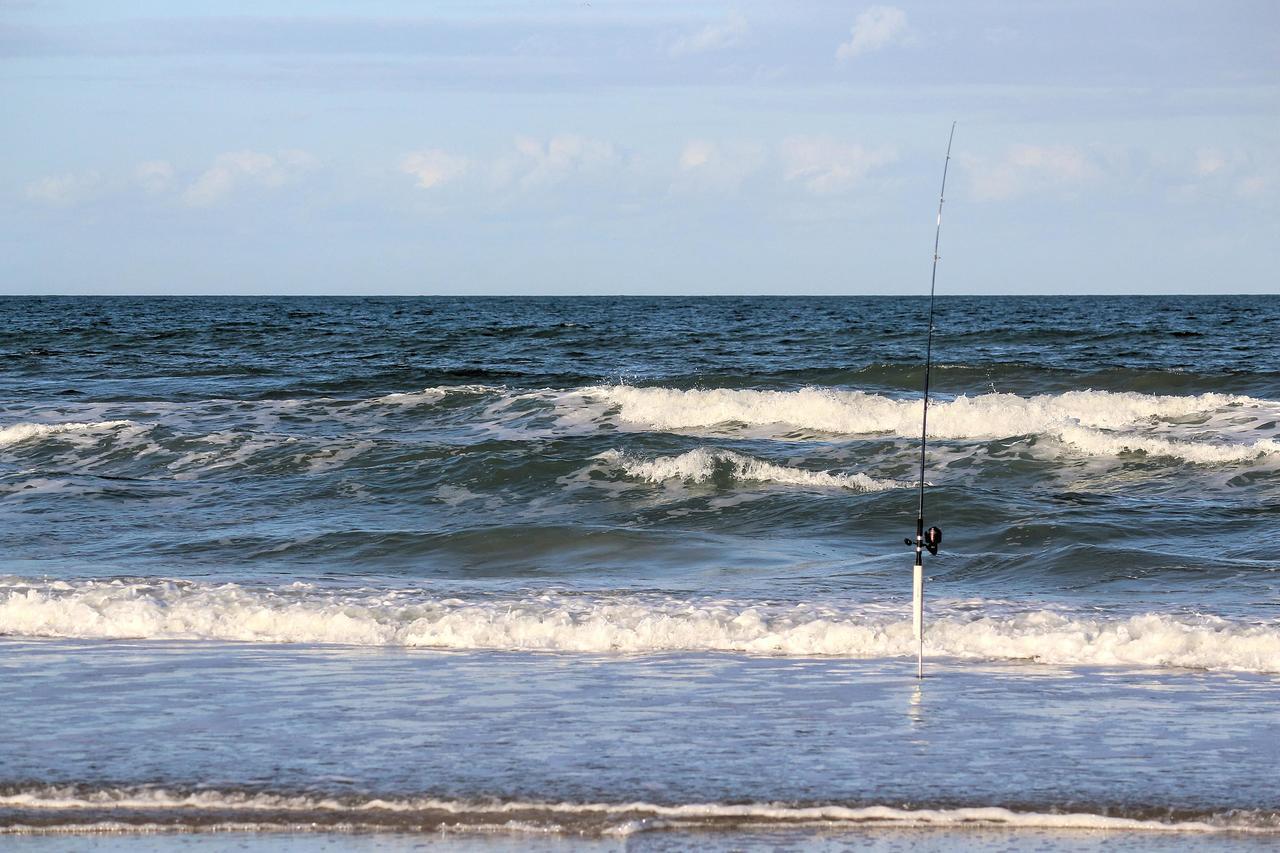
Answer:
top-left (1, 294), bottom-right (1278, 850)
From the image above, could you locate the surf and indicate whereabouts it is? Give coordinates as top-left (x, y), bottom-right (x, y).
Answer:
top-left (3, 578), bottom-right (1277, 674)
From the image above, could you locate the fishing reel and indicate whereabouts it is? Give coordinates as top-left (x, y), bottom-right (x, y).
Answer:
top-left (904, 525), bottom-right (943, 556)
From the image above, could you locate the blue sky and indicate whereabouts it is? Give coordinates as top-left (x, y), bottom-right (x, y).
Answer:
top-left (3, 1), bottom-right (1277, 294)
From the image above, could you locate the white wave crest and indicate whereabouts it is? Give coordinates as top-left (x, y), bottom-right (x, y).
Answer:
top-left (1058, 425), bottom-right (1280, 464)
top-left (597, 448), bottom-right (901, 492)
top-left (2, 579), bottom-right (1276, 673)
top-left (580, 386), bottom-right (1280, 464)
top-left (584, 386), bottom-right (1248, 435)
top-left (0, 420), bottom-right (132, 448)
top-left (370, 384), bottom-right (506, 406)
top-left (0, 786), bottom-right (1273, 835)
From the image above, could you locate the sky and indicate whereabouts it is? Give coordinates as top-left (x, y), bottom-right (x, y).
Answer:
top-left (2, 0), bottom-right (1277, 295)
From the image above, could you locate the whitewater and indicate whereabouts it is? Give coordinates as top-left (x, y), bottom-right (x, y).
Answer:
top-left (2, 578), bottom-right (1277, 673)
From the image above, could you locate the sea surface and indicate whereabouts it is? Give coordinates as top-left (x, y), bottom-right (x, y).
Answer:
top-left (1, 295), bottom-right (1278, 850)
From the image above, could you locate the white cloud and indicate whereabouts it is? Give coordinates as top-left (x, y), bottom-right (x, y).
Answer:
top-left (1186, 147), bottom-right (1274, 199)
top-left (1193, 149), bottom-right (1228, 177)
top-left (1236, 175), bottom-right (1270, 197)
top-left (674, 139), bottom-right (765, 192)
top-left (135, 160), bottom-right (175, 193)
top-left (966, 144), bottom-right (1099, 201)
top-left (401, 149), bottom-right (469, 189)
top-left (779, 136), bottom-right (897, 194)
top-left (24, 171), bottom-right (101, 205)
top-left (836, 6), bottom-right (908, 61)
top-left (668, 12), bottom-right (747, 57)
top-left (679, 140), bottom-right (716, 171)
top-left (183, 149), bottom-right (317, 206)
top-left (494, 134), bottom-right (620, 189)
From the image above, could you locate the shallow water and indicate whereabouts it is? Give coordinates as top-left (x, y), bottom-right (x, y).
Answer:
top-left (2, 295), bottom-right (1278, 843)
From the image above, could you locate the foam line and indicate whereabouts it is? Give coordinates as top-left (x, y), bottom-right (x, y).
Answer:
top-left (2, 579), bottom-right (1276, 673)
top-left (0, 786), bottom-right (1274, 835)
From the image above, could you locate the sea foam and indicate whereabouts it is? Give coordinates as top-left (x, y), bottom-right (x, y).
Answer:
top-left (2, 579), bottom-right (1276, 673)
top-left (581, 386), bottom-right (1280, 463)
top-left (0, 420), bottom-right (132, 448)
top-left (0, 785), bottom-right (1274, 835)
top-left (596, 448), bottom-right (902, 491)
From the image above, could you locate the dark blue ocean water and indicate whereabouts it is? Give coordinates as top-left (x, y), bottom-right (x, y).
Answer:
top-left (1, 296), bottom-right (1278, 843)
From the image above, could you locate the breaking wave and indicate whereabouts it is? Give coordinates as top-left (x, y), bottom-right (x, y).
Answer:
top-left (2, 579), bottom-right (1277, 673)
top-left (5, 388), bottom-right (1278, 471)
top-left (0, 420), bottom-right (132, 448)
top-left (582, 386), bottom-right (1280, 463)
top-left (596, 448), bottom-right (902, 491)
top-left (369, 384), bottom-right (506, 405)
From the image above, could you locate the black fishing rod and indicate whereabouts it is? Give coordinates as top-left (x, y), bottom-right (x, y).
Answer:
top-left (905, 122), bottom-right (955, 679)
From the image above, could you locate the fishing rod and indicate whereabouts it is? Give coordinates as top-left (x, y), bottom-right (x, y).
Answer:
top-left (904, 122), bottom-right (955, 679)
